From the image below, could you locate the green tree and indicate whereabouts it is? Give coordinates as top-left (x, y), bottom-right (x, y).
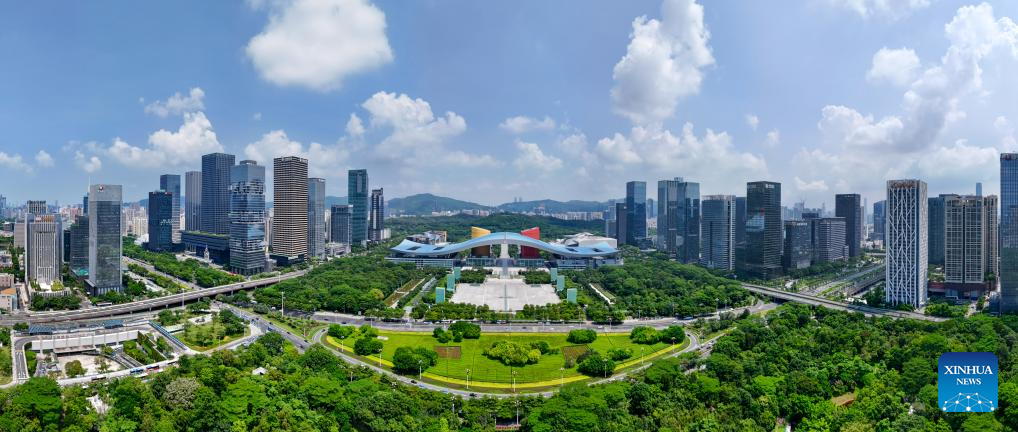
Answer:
top-left (566, 329), bottom-right (597, 344)
top-left (64, 360), bottom-right (86, 377)
top-left (629, 326), bottom-right (660, 344)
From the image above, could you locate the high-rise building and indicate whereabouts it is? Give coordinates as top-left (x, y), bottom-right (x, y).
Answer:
top-left (646, 198), bottom-right (656, 219)
top-left (230, 160), bottom-right (266, 275)
top-left (783, 220), bottom-right (811, 270)
top-left (69, 215), bottom-right (89, 277)
top-left (307, 178), bottom-right (326, 259)
top-left (813, 217), bottom-right (847, 263)
top-left (701, 195), bottom-right (735, 270)
top-left (330, 205), bottom-right (352, 244)
top-left (200, 153), bottom-right (235, 235)
top-left (977, 182), bottom-right (983, 197)
top-left (271, 156), bottom-right (309, 264)
top-left (160, 174), bottom-right (181, 243)
top-left (348, 169), bottom-right (369, 244)
top-left (944, 195), bottom-right (985, 286)
top-left (657, 178), bottom-right (700, 263)
top-left (1003, 154), bottom-right (1018, 312)
top-left (835, 194), bottom-right (862, 258)
top-left (89, 184), bottom-right (122, 295)
top-left (369, 188), bottom-right (385, 242)
top-left (928, 195), bottom-right (947, 265)
top-left (185, 171), bottom-right (202, 231)
top-left (26, 215), bottom-right (62, 284)
top-left (614, 202), bottom-right (628, 246)
top-left (985, 195), bottom-right (999, 279)
top-left (27, 200), bottom-right (46, 216)
top-left (872, 200), bottom-right (886, 242)
top-left (744, 181), bottom-right (782, 278)
top-left (885, 179), bottom-right (928, 308)
top-left (625, 181), bottom-right (647, 246)
top-left (146, 191), bottom-right (174, 252)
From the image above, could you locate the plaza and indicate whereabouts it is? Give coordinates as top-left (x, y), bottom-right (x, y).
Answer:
top-left (449, 278), bottom-right (560, 311)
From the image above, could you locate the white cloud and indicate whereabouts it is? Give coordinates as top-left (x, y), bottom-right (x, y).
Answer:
top-left (246, 0), bottom-right (393, 91)
top-left (499, 115), bottom-right (557, 134)
top-left (827, 0), bottom-right (931, 20)
top-left (995, 116), bottom-right (1018, 151)
top-left (765, 129), bottom-right (781, 147)
top-left (34, 150), bottom-right (54, 167)
top-left (144, 87), bottom-right (206, 117)
top-left (867, 47), bottom-right (921, 86)
top-left (346, 113), bottom-right (365, 137)
top-left (444, 151), bottom-right (500, 167)
top-left (915, 140), bottom-right (998, 179)
top-left (0, 152), bottom-right (31, 172)
top-left (253, 112), bottom-right (262, 121)
top-left (794, 176), bottom-right (829, 192)
top-left (74, 151), bottom-right (102, 173)
top-left (745, 114), bottom-right (759, 131)
top-left (611, 0), bottom-right (714, 125)
top-left (514, 141), bottom-right (563, 173)
top-left (106, 112), bottom-right (223, 167)
top-left (243, 129), bottom-right (349, 178)
top-left (360, 91), bottom-right (467, 159)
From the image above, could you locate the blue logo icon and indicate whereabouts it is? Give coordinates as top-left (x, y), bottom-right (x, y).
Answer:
top-left (938, 352), bottom-right (998, 413)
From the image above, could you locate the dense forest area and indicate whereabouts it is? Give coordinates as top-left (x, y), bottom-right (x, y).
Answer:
top-left (1, 305), bottom-right (1016, 431)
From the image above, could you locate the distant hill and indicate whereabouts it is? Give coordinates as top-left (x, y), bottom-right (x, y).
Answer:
top-left (496, 199), bottom-right (607, 214)
top-left (387, 193), bottom-right (492, 215)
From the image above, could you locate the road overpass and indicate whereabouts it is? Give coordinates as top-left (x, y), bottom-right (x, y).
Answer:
top-left (0, 270), bottom-right (306, 326)
top-left (741, 283), bottom-right (946, 322)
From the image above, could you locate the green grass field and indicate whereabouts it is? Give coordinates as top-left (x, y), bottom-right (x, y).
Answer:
top-left (329, 329), bottom-right (672, 384)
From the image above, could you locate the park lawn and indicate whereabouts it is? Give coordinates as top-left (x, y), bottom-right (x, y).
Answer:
top-left (180, 321), bottom-right (252, 351)
top-left (361, 329), bottom-right (671, 384)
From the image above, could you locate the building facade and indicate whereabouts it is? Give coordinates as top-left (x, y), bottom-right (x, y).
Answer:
top-left (89, 184), bottom-right (123, 295)
top-left (657, 178), bottom-right (700, 263)
top-left (872, 200), bottom-right (886, 243)
top-left (835, 194), bottom-right (862, 258)
top-left (1003, 154), bottom-right (1018, 312)
top-left (229, 160), bottom-right (266, 275)
top-left (885, 179), bottom-right (928, 308)
top-left (147, 191), bottom-right (174, 252)
top-left (185, 170), bottom-right (201, 231)
top-left (743, 181), bottom-right (782, 278)
top-left (369, 187), bottom-right (385, 242)
top-left (813, 217), bottom-right (847, 263)
top-left (944, 195), bottom-right (985, 285)
top-left (927, 195), bottom-right (946, 265)
top-left (783, 220), bottom-right (811, 270)
top-left (700, 195), bottom-right (735, 270)
top-left (307, 177), bottom-right (326, 259)
top-left (271, 156), bottom-right (309, 263)
top-left (27, 215), bottom-right (62, 284)
top-left (624, 181), bottom-right (647, 246)
top-left (985, 195), bottom-right (999, 279)
top-left (200, 153), bottom-right (235, 235)
top-left (348, 169), bottom-right (369, 244)
top-left (69, 215), bottom-right (89, 277)
top-left (160, 174), bottom-right (181, 243)
top-left (27, 200), bottom-right (46, 216)
top-left (330, 204), bottom-right (352, 244)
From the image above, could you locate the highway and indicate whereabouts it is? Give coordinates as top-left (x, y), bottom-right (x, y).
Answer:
top-left (741, 283), bottom-right (946, 322)
top-left (0, 270), bottom-right (306, 326)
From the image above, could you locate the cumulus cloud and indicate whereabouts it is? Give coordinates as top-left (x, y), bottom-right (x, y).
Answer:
top-left (74, 151), bottom-right (102, 173)
top-left (0, 152), bottom-right (31, 172)
top-left (827, 0), bottom-right (932, 20)
top-left (246, 0), bottom-right (393, 91)
top-left (360, 91), bottom-right (468, 159)
top-left (444, 151), bottom-right (500, 167)
top-left (745, 114), bottom-right (759, 131)
top-left (34, 150), bottom-right (54, 167)
top-left (795, 176), bottom-right (829, 192)
top-left (243, 129), bottom-right (349, 178)
top-left (346, 113), bottom-right (365, 137)
top-left (106, 112), bottom-right (224, 168)
top-left (144, 88), bottom-right (205, 117)
top-left (867, 47), bottom-right (921, 85)
top-left (765, 129), bottom-right (781, 148)
top-left (611, 0), bottom-right (714, 125)
top-left (995, 116), bottom-right (1018, 151)
top-left (499, 115), bottom-right (557, 134)
top-left (514, 141), bottom-right (563, 173)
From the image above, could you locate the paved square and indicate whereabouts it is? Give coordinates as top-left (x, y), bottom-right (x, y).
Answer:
top-left (449, 279), bottom-right (560, 311)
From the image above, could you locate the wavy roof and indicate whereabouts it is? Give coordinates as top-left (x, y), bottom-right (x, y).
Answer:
top-left (391, 232), bottom-right (618, 258)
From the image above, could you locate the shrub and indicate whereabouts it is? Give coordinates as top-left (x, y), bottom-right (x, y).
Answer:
top-left (483, 341), bottom-right (542, 366)
top-left (629, 326), bottom-right (660, 344)
top-left (577, 352), bottom-right (615, 377)
top-left (353, 337), bottom-right (383, 356)
top-left (448, 321), bottom-right (481, 339)
top-left (328, 325), bottom-right (355, 339)
top-left (607, 348), bottom-right (633, 361)
top-left (530, 340), bottom-right (552, 355)
top-left (392, 346), bottom-right (439, 375)
top-left (433, 328), bottom-right (452, 343)
top-left (658, 325), bottom-right (685, 345)
top-left (358, 324), bottom-right (378, 339)
top-left (567, 329), bottom-right (597, 344)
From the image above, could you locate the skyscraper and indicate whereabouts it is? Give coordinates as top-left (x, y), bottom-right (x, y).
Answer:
top-left (872, 200), bottom-right (886, 243)
top-left (146, 191), bottom-right (174, 252)
top-left (369, 188), bottom-right (385, 242)
top-left (744, 181), bottom-right (782, 278)
top-left (348, 169), bottom-right (369, 244)
top-left (657, 178), bottom-right (700, 263)
top-left (200, 153), bottom-right (235, 235)
top-left (944, 195), bottom-right (985, 286)
top-left (307, 178), bottom-right (326, 258)
top-left (835, 194), bottom-right (862, 258)
top-left (160, 174), bottom-right (181, 243)
top-left (69, 215), bottom-right (89, 277)
top-left (272, 156), bottom-right (309, 264)
top-left (701, 195), bottom-right (735, 270)
top-left (783, 220), bottom-right (811, 270)
top-left (89, 184), bottom-right (122, 295)
top-left (26, 215), bottom-right (62, 284)
top-left (185, 171), bottom-right (201, 231)
top-left (1004, 154), bottom-right (1018, 312)
top-left (27, 200), bottom-right (46, 216)
top-left (330, 205), bottom-right (352, 244)
top-left (928, 195), bottom-right (946, 265)
top-left (813, 217), bottom-right (847, 263)
top-left (885, 179), bottom-right (928, 308)
top-left (614, 202), bottom-right (628, 246)
top-left (984, 195), bottom-right (999, 280)
top-left (625, 181), bottom-right (647, 246)
top-left (230, 160), bottom-right (266, 275)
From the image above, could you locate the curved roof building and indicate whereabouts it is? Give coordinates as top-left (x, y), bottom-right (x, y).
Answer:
top-left (391, 231), bottom-right (618, 258)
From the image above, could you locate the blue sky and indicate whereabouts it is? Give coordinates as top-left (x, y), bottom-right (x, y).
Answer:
top-left (2, 0), bottom-right (1018, 208)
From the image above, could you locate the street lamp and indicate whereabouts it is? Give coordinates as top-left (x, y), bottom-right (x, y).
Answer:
top-left (559, 367), bottom-right (564, 389)
top-left (466, 369), bottom-right (471, 389)
top-left (418, 359), bottom-right (423, 381)
top-left (512, 370), bottom-right (517, 393)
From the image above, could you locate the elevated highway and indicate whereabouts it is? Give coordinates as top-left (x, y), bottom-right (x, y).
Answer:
top-left (741, 283), bottom-right (945, 322)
